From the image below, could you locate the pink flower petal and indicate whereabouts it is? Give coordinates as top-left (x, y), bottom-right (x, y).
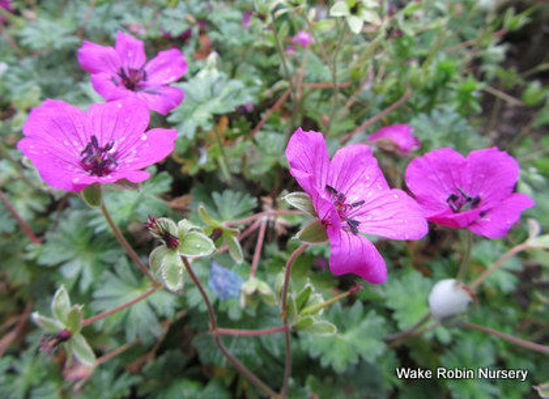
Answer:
top-left (368, 124), bottom-right (420, 154)
top-left (17, 139), bottom-right (83, 191)
top-left (465, 147), bottom-right (520, 206)
top-left (90, 72), bottom-right (131, 101)
top-left (84, 99), bottom-right (150, 153)
top-left (144, 48), bottom-right (187, 85)
top-left (133, 86), bottom-right (184, 115)
top-left (77, 41), bottom-right (121, 74)
top-left (405, 148), bottom-right (467, 217)
top-left (115, 31), bottom-right (146, 69)
top-left (285, 128), bottom-right (330, 198)
top-left (327, 226), bottom-right (387, 284)
top-left (428, 208), bottom-right (483, 229)
top-left (327, 143), bottom-right (389, 201)
top-left (21, 99), bottom-right (87, 160)
top-left (468, 193), bottom-right (535, 238)
top-left (118, 128), bottom-right (178, 170)
top-left (351, 189), bottom-right (428, 240)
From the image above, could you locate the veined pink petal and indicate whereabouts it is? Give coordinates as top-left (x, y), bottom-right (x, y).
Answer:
top-left (327, 143), bottom-right (389, 202)
top-left (285, 128), bottom-right (330, 197)
top-left (468, 193), bottom-right (535, 238)
top-left (465, 147), bottom-right (520, 206)
top-left (119, 128), bottom-right (178, 169)
top-left (327, 226), bottom-right (387, 284)
top-left (115, 31), bottom-right (146, 69)
top-left (133, 85), bottom-right (184, 115)
top-left (352, 189), bottom-right (428, 240)
top-left (405, 148), bottom-right (467, 217)
top-left (22, 99), bottom-right (87, 160)
top-left (17, 139), bottom-right (83, 191)
top-left (90, 72), bottom-right (131, 101)
top-left (77, 41), bottom-right (121, 74)
top-left (144, 48), bottom-right (187, 85)
top-left (84, 98), bottom-right (150, 153)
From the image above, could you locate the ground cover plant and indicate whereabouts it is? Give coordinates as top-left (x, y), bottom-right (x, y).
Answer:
top-left (0, 0), bottom-right (548, 398)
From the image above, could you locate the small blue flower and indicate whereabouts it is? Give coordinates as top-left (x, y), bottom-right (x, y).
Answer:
top-left (208, 261), bottom-right (244, 300)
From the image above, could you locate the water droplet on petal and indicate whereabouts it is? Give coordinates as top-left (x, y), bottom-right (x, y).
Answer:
top-left (141, 134), bottom-right (147, 140)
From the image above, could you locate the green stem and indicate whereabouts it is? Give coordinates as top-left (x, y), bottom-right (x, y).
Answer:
top-left (99, 196), bottom-right (158, 283)
top-left (213, 124), bottom-right (232, 183)
top-left (300, 285), bottom-right (360, 316)
top-left (455, 230), bottom-right (473, 283)
top-left (279, 244), bottom-right (308, 398)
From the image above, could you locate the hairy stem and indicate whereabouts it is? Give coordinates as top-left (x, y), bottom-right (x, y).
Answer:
top-left (250, 219), bottom-right (268, 278)
top-left (82, 286), bottom-right (158, 327)
top-left (462, 322), bottom-right (549, 354)
top-left (469, 242), bottom-right (532, 291)
top-left (100, 200), bottom-right (157, 283)
top-left (181, 257), bottom-right (281, 399)
top-left (279, 244), bottom-right (308, 397)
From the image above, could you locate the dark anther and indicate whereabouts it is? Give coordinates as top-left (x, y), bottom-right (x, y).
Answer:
top-left (447, 189), bottom-right (481, 213)
top-left (80, 137), bottom-right (118, 176)
top-left (351, 200), bottom-right (365, 207)
top-left (118, 67), bottom-right (146, 91)
top-left (337, 192), bottom-right (345, 202)
top-left (91, 135), bottom-right (99, 149)
top-left (325, 184), bottom-right (338, 195)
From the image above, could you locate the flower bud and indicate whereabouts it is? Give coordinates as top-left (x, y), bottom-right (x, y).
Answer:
top-left (428, 279), bottom-right (473, 320)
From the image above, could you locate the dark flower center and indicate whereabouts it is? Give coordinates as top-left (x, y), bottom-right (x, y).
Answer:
top-left (117, 67), bottom-right (147, 91)
top-left (325, 185), bottom-right (364, 234)
top-left (80, 135), bottom-right (118, 176)
top-left (446, 188), bottom-right (481, 213)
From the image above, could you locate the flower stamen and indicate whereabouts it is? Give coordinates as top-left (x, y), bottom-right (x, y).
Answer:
top-left (80, 135), bottom-right (118, 176)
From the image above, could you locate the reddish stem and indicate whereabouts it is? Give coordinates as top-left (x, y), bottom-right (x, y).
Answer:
top-left (463, 322), bottom-right (549, 354)
top-left (340, 90), bottom-right (412, 143)
top-left (250, 219), bottom-right (267, 278)
top-left (0, 191), bottom-right (42, 244)
top-left (217, 326), bottom-right (288, 336)
top-left (94, 342), bottom-right (134, 366)
top-left (216, 220), bottom-right (261, 254)
top-left (82, 286), bottom-right (158, 327)
top-left (251, 88), bottom-right (292, 138)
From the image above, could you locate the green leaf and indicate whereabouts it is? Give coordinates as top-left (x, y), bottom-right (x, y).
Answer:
top-left (385, 269), bottom-right (431, 330)
top-left (198, 205), bottom-right (219, 226)
top-left (167, 66), bottom-right (255, 140)
top-left (346, 16), bottom-right (364, 34)
top-left (296, 220), bottom-right (328, 244)
top-left (301, 303), bottom-right (387, 373)
top-left (149, 245), bottom-right (170, 274)
top-left (31, 312), bottom-right (65, 332)
top-left (51, 285), bottom-right (71, 324)
top-left (68, 333), bottom-right (96, 367)
top-left (81, 183), bottom-right (102, 207)
top-left (178, 231), bottom-right (215, 257)
top-left (91, 260), bottom-right (176, 344)
top-left (283, 192), bottom-right (316, 216)
top-left (65, 305), bottom-right (83, 333)
top-left (161, 252), bottom-right (185, 292)
top-left (330, 1), bottom-right (349, 16)
top-left (302, 321), bottom-right (337, 336)
top-left (225, 232), bottom-right (243, 264)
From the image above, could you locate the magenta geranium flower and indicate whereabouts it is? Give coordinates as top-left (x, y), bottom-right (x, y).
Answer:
top-left (77, 31), bottom-right (187, 115)
top-left (286, 128), bottom-right (428, 284)
top-left (291, 30), bottom-right (314, 47)
top-left (405, 147), bottom-right (535, 238)
top-left (17, 98), bottom-right (177, 192)
top-left (368, 124), bottom-right (420, 154)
